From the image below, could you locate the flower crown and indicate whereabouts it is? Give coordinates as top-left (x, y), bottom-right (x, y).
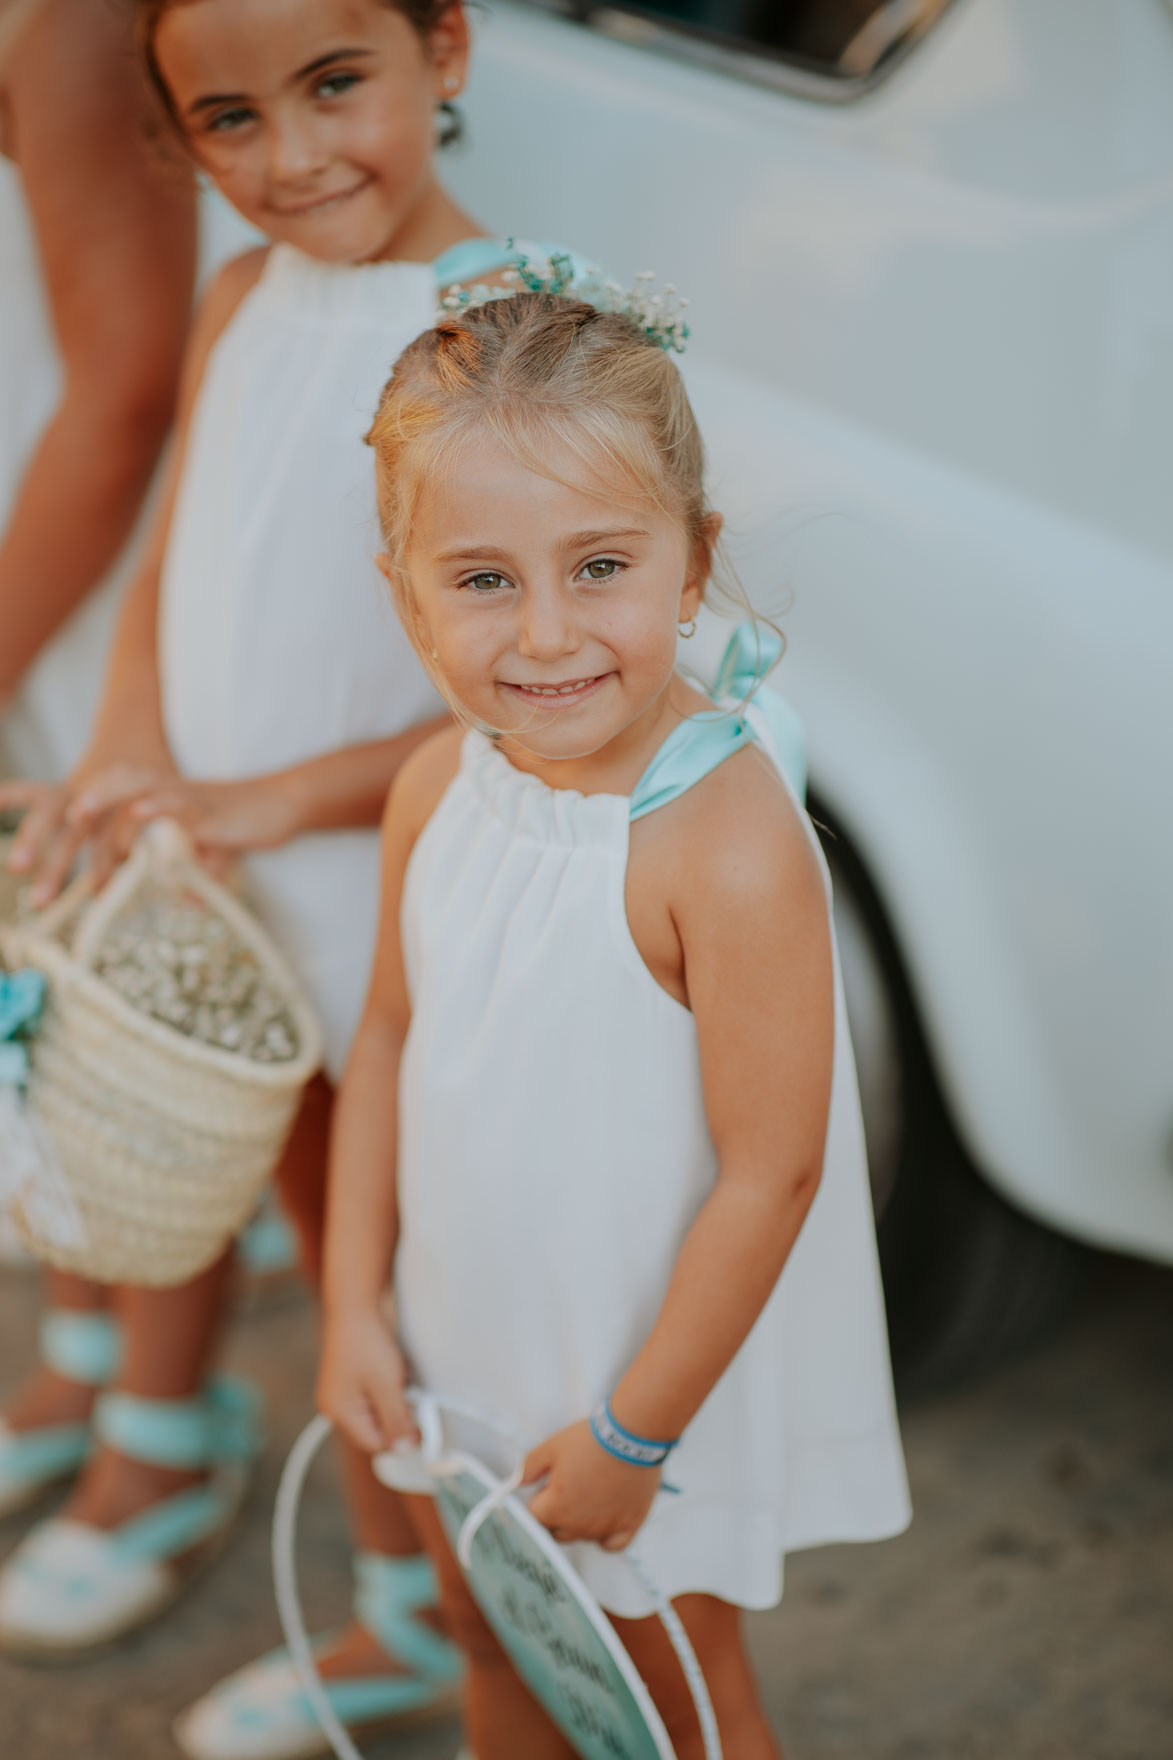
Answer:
top-left (440, 245), bottom-right (690, 355)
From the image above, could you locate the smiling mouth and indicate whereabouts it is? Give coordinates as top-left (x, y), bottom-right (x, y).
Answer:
top-left (272, 180), bottom-right (370, 218)
top-left (501, 674), bottom-right (610, 705)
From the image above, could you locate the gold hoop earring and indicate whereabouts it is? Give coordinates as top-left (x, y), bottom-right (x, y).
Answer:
top-left (678, 618), bottom-right (697, 639)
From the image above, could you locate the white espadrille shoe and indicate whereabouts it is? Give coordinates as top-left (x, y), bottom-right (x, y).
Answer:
top-left (174, 1552), bottom-right (463, 1760)
top-left (0, 1375), bottom-right (262, 1659)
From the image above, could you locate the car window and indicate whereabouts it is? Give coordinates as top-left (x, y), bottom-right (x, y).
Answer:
top-left (515, 0), bottom-right (955, 99)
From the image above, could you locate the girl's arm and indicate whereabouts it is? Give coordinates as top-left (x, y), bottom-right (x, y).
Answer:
top-left (120, 716), bottom-right (452, 864)
top-left (525, 755), bottom-right (834, 1549)
top-left (0, 248), bottom-right (271, 901)
top-left (317, 729), bottom-right (463, 1455)
top-left (0, 0), bottom-right (195, 702)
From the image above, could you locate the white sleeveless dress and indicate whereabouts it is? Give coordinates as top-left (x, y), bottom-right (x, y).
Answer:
top-left (396, 674), bottom-right (911, 1618)
top-left (160, 239), bottom-right (545, 1077)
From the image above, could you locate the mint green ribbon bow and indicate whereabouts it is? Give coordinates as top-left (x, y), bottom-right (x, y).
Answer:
top-left (629, 624), bottom-right (808, 822)
top-left (0, 970), bottom-right (46, 1088)
top-left (710, 623), bottom-right (807, 800)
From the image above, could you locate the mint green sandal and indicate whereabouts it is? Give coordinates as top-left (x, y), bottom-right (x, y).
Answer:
top-left (0, 1310), bottom-right (121, 1520)
top-left (174, 1552), bottom-right (464, 1760)
top-left (0, 1375), bottom-right (263, 1659)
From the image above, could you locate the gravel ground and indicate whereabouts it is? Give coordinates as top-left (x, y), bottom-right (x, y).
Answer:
top-left (1, 1253), bottom-right (1171, 1759)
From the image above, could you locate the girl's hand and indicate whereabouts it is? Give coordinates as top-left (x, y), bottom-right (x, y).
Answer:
top-left (0, 756), bottom-right (177, 907)
top-left (317, 1308), bottom-right (419, 1458)
top-left (522, 1419), bottom-right (661, 1552)
top-left (127, 774), bottom-right (301, 868)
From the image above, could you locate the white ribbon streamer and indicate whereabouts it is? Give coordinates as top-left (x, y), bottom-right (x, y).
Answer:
top-left (0, 1086), bottom-right (85, 1251)
top-left (272, 1397), bottom-right (723, 1760)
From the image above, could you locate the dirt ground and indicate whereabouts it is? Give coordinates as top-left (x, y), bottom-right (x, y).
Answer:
top-left (1, 1252), bottom-right (1171, 1760)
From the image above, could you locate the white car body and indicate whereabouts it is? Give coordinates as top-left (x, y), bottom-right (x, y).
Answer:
top-left (445, 0), bottom-right (1173, 1259)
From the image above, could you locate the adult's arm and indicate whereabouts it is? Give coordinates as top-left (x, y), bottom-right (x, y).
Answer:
top-left (0, 0), bottom-right (196, 700)
top-left (0, 246), bottom-right (271, 898)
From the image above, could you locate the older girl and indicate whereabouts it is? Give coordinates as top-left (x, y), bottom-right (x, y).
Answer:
top-left (0, 5), bottom-right (580, 1753)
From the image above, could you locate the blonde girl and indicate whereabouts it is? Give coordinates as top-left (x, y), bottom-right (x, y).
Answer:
top-left (0, 4), bottom-right (583, 1753)
top-left (318, 292), bottom-right (911, 1759)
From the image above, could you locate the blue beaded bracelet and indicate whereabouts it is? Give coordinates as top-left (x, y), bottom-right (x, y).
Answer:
top-left (589, 1398), bottom-right (679, 1469)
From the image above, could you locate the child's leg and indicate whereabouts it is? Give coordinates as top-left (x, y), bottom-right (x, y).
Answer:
top-left (273, 1081), bottom-right (444, 1678)
top-left (0, 1247), bottom-right (251, 1655)
top-left (611, 1596), bottom-right (781, 1760)
top-left (167, 1091), bottom-right (465, 1758)
top-left (405, 1494), bottom-right (576, 1760)
top-left (3, 1268), bottom-right (111, 1432)
top-left (68, 1246), bottom-right (235, 1528)
top-left (270, 1070), bottom-right (333, 1283)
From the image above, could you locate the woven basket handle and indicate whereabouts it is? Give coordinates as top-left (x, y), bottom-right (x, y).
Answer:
top-left (136, 816), bottom-right (197, 872)
top-left (70, 818), bottom-right (198, 969)
top-left (1, 869), bottom-right (94, 968)
top-left (2, 820), bottom-right (199, 974)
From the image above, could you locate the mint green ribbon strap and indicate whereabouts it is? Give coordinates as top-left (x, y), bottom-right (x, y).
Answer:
top-left (630, 624), bottom-right (807, 822)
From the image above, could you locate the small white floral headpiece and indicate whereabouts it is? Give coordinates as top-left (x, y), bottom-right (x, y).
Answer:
top-left (440, 244), bottom-right (690, 355)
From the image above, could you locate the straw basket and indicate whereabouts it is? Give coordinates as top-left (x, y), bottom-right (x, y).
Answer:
top-left (0, 832), bottom-right (22, 927)
top-left (1, 822), bottom-right (322, 1287)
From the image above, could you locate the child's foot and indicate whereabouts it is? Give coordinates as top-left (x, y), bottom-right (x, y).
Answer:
top-left (0, 1378), bottom-right (262, 1658)
top-left (317, 1617), bottom-right (418, 1681)
top-left (57, 1443), bottom-right (206, 1532)
top-left (0, 1311), bottom-right (121, 1520)
top-left (174, 1552), bottom-right (463, 1760)
top-left (3, 1365), bottom-right (97, 1433)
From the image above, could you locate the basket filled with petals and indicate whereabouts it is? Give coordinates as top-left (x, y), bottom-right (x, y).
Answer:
top-left (0, 820), bottom-right (321, 1286)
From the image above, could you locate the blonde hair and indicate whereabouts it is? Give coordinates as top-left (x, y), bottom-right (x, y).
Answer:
top-left (366, 292), bottom-right (773, 705)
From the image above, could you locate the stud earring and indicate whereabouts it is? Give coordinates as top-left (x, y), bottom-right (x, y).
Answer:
top-left (678, 618), bottom-right (697, 639)
top-left (443, 75), bottom-right (458, 93)
top-left (430, 647), bottom-right (439, 660)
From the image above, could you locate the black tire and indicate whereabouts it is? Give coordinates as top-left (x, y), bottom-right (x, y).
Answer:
top-left (812, 797), bottom-right (1087, 1397)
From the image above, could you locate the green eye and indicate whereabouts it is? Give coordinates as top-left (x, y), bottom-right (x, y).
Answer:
top-left (582, 558), bottom-right (620, 580)
top-left (316, 72), bottom-right (360, 98)
top-left (464, 572), bottom-right (507, 594)
top-left (207, 105), bottom-right (255, 133)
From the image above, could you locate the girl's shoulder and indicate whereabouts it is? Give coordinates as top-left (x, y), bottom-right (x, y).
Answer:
top-left (385, 723), bottom-right (464, 849)
top-left (172, 245), bottom-right (271, 426)
top-left (180, 244), bottom-right (270, 377)
top-left (631, 736), bottom-right (824, 930)
top-left (201, 245), bottom-right (271, 329)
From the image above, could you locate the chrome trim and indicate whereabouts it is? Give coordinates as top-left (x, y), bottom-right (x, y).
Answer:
top-left (510, 0), bottom-right (957, 105)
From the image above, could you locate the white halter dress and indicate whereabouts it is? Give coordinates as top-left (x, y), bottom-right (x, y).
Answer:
top-left (159, 236), bottom-right (559, 1077)
top-left (396, 631), bottom-right (910, 1617)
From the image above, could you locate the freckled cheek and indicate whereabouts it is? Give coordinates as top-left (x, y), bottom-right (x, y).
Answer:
top-left (349, 101), bottom-right (430, 189)
top-left (435, 615), bottom-right (504, 698)
top-left (604, 603), bottom-right (678, 682)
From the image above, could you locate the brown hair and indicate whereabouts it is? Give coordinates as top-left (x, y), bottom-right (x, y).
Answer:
top-left (131, 0), bottom-right (463, 144)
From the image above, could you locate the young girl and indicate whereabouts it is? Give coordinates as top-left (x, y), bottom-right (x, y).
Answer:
top-left (0, 1), bottom-right (580, 1749)
top-left (318, 291), bottom-right (911, 1759)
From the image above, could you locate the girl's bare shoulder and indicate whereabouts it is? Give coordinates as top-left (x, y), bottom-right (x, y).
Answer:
top-left (634, 739), bottom-right (825, 929)
top-left (384, 724), bottom-right (463, 848)
top-left (200, 247), bottom-right (271, 332)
